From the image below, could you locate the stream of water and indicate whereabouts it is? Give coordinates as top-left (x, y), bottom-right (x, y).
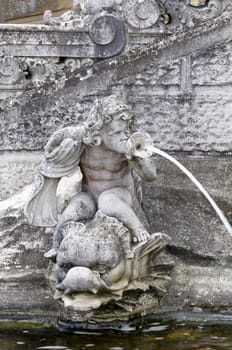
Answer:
top-left (147, 145), bottom-right (232, 236)
top-left (130, 132), bottom-right (232, 235)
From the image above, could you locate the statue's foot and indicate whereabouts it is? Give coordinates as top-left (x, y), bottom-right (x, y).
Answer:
top-left (44, 248), bottom-right (58, 261)
top-left (133, 227), bottom-right (150, 243)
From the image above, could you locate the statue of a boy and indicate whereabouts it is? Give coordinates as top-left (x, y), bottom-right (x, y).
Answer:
top-left (25, 95), bottom-right (157, 260)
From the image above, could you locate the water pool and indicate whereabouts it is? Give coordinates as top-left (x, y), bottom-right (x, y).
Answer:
top-left (1, 320), bottom-right (232, 350)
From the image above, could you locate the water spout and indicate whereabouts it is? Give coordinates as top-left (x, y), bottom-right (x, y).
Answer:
top-left (147, 145), bottom-right (232, 237)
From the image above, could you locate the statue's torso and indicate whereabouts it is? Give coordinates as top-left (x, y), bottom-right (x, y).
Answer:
top-left (80, 145), bottom-right (134, 199)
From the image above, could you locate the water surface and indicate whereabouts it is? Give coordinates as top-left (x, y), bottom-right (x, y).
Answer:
top-left (1, 321), bottom-right (232, 350)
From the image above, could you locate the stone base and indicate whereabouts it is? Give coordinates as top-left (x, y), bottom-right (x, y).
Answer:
top-left (1, 262), bottom-right (232, 328)
top-left (1, 158), bottom-right (232, 326)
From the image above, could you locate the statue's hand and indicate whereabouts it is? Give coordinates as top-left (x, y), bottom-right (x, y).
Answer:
top-left (45, 126), bottom-right (85, 160)
top-left (45, 138), bottom-right (76, 163)
top-left (45, 129), bottom-right (69, 158)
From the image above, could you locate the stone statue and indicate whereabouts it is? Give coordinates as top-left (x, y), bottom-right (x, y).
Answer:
top-left (25, 95), bottom-right (173, 312)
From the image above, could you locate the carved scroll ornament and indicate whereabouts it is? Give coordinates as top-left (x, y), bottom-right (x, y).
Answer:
top-left (124, 0), bottom-right (161, 28)
top-left (180, 0), bottom-right (223, 27)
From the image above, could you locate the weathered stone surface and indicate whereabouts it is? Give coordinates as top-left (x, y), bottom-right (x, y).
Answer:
top-left (131, 93), bottom-right (232, 152)
top-left (2, 262), bottom-right (232, 322)
top-left (124, 0), bottom-right (162, 29)
top-left (0, 0), bottom-right (72, 23)
top-left (163, 264), bottom-right (232, 311)
top-left (0, 95), bottom-right (91, 150)
top-left (0, 186), bottom-right (52, 268)
top-left (0, 153), bottom-right (42, 200)
top-left (0, 186), bottom-right (59, 321)
top-left (124, 0), bottom-right (231, 34)
top-left (0, 21), bottom-right (126, 59)
top-left (123, 58), bottom-right (181, 87)
top-left (0, 13), bottom-right (231, 152)
top-left (143, 157), bottom-right (232, 264)
top-left (192, 41), bottom-right (232, 86)
top-left (2, 88), bottom-right (232, 152)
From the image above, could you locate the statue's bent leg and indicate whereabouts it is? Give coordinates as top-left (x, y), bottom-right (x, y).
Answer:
top-left (98, 187), bottom-right (150, 242)
top-left (45, 192), bottom-right (96, 259)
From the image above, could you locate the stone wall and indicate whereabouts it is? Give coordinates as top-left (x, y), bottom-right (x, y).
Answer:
top-left (0, 3), bottom-right (232, 250)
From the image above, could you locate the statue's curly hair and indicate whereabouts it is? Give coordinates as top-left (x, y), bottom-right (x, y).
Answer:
top-left (83, 95), bottom-right (133, 145)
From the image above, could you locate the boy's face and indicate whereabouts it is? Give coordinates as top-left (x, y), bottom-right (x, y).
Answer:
top-left (101, 111), bottom-right (131, 153)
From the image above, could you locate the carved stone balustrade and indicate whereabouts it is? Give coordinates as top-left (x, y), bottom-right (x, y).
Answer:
top-left (0, 17), bottom-right (125, 59)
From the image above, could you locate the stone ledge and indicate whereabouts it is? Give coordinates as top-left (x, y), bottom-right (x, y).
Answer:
top-left (0, 268), bottom-right (59, 323)
top-left (1, 264), bottom-right (232, 325)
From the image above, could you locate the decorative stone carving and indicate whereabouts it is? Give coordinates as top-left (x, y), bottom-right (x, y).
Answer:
top-left (135, 0), bottom-right (228, 33)
top-left (52, 212), bottom-right (172, 311)
top-left (0, 56), bottom-right (28, 86)
top-left (120, 59), bottom-right (180, 86)
top-left (124, 0), bottom-right (161, 28)
top-left (192, 41), bottom-right (232, 85)
top-left (25, 95), bottom-right (174, 312)
top-left (0, 0), bottom-right (229, 66)
top-left (0, 10), bottom-right (126, 59)
top-left (123, 0), bottom-right (228, 33)
top-left (43, 1), bottom-right (126, 58)
top-left (179, 0), bottom-right (223, 27)
top-left (24, 57), bottom-right (94, 87)
top-left (89, 12), bottom-right (126, 57)
top-left (138, 0), bottom-right (228, 33)
top-left (124, 0), bottom-right (170, 29)
top-left (43, 1), bottom-right (88, 28)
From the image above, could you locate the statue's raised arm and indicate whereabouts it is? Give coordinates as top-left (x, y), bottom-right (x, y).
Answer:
top-left (25, 124), bottom-right (86, 227)
top-left (126, 131), bottom-right (157, 182)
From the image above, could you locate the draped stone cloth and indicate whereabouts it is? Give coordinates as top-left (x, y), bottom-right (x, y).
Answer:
top-left (25, 138), bottom-right (84, 227)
